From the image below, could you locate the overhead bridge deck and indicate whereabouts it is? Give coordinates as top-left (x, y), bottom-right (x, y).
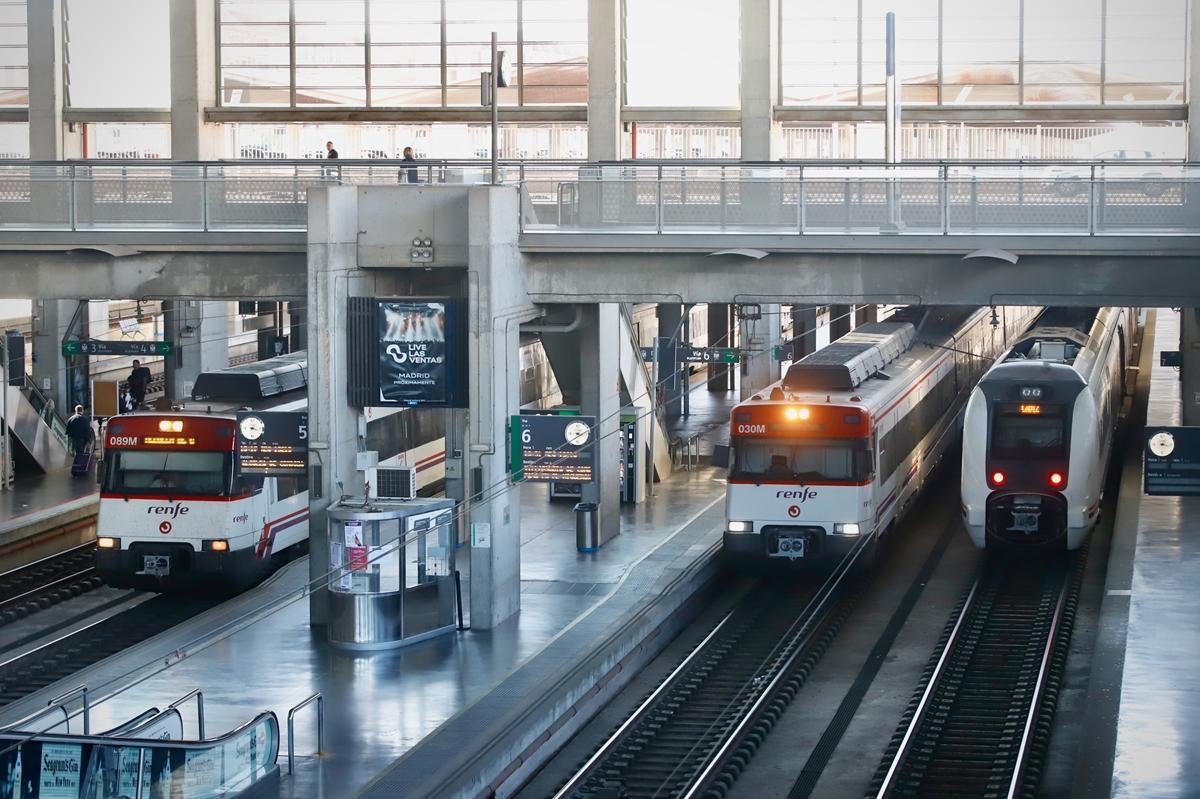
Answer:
top-left (1, 160), bottom-right (1199, 305)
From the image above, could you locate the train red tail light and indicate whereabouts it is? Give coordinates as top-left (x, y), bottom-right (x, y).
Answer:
top-left (1049, 471), bottom-right (1065, 488)
top-left (990, 470), bottom-right (1006, 487)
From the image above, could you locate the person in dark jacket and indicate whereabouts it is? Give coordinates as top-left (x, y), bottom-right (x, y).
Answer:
top-left (66, 404), bottom-right (93, 455)
top-left (325, 141), bottom-right (339, 159)
top-left (127, 359), bottom-right (151, 409)
top-left (400, 146), bottom-right (418, 183)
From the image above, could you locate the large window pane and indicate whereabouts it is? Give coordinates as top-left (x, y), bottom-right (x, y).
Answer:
top-left (0, 121), bottom-right (27, 157)
top-left (67, 0), bottom-right (170, 108)
top-left (626, 0), bottom-right (739, 107)
top-left (861, 0), bottom-right (937, 104)
top-left (781, 0), bottom-right (857, 105)
top-left (0, 0), bottom-right (24, 107)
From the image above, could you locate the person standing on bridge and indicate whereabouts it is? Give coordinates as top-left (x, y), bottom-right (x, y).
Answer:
top-left (325, 140), bottom-right (339, 159)
top-left (127, 359), bottom-right (151, 410)
top-left (66, 405), bottom-right (93, 455)
top-left (400, 146), bottom-right (418, 183)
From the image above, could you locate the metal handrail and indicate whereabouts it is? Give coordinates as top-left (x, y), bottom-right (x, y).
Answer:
top-left (168, 688), bottom-right (206, 740)
top-left (286, 692), bottom-right (323, 774)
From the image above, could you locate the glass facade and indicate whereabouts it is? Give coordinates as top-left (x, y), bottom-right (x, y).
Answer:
top-left (632, 124), bottom-right (741, 159)
top-left (624, 0), bottom-right (741, 107)
top-left (66, 0), bottom-right (171, 108)
top-left (0, 120), bottom-right (27, 157)
top-left (223, 121), bottom-right (586, 158)
top-left (218, 0), bottom-right (587, 108)
top-left (0, 0), bottom-right (25, 107)
top-left (83, 123), bottom-right (172, 158)
top-left (781, 0), bottom-right (1188, 106)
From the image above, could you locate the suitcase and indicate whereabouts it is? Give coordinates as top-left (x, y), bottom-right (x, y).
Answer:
top-left (70, 449), bottom-right (92, 478)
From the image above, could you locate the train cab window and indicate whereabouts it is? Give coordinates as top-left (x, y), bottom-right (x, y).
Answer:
top-left (991, 412), bottom-right (1066, 459)
top-left (733, 439), bottom-right (872, 483)
top-left (104, 450), bottom-right (230, 496)
top-left (233, 473), bottom-right (265, 496)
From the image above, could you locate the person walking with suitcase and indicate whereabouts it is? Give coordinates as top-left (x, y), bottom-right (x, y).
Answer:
top-left (66, 405), bottom-right (94, 477)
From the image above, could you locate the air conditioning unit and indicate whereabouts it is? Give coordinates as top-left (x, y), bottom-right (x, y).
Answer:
top-left (368, 467), bottom-right (417, 501)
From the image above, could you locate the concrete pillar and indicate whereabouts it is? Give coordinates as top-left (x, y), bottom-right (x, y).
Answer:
top-left (587, 0), bottom-right (622, 160)
top-left (791, 304), bottom-right (817, 360)
top-left (305, 187), bottom-right (368, 627)
top-left (830, 304), bottom-right (853, 340)
top-left (740, 0), bottom-right (780, 161)
top-left (287, 301), bottom-right (307, 351)
top-left (1190, 0), bottom-right (1200, 160)
top-left (465, 187), bottom-right (529, 630)
top-left (26, 0), bottom-right (63, 160)
top-left (1182, 308), bottom-right (1200, 425)
top-left (163, 300), bottom-right (230, 403)
top-left (170, 0), bottom-right (221, 159)
top-left (739, 304), bottom-right (782, 399)
top-left (656, 303), bottom-right (684, 420)
top-left (31, 300), bottom-right (86, 413)
top-left (579, 303), bottom-right (621, 545)
top-left (854, 304), bottom-right (878, 326)
top-left (707, 303), bottom-right (733, 391)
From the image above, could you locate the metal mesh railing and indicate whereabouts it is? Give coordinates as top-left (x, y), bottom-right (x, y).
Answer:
top-left (0, 160), bottom-right (1196, 236)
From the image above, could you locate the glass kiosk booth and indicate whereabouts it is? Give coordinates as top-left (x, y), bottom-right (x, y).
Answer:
top-left (327, 498), bottom-right (458, 650)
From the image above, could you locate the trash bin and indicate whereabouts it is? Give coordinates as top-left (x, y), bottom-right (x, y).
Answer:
top-left (574, 502), bottom-right (599, 552)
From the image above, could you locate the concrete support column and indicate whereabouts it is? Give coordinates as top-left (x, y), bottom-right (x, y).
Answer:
top-left (1189, 0), bottom-right (1200, 160)
top-left (587, 0), bottom-right (622, 160)
top-left (656, 303), bottom-right (684, 420)
top-left (740, 0), bottom-right (780, 161)
top-left (707, 303), bottom-right (733, 391)
top-left (579, 303), bottom-right (621, 545)
top-left (170, 0), bottom-right (221, 159)
top-left (739, 304), bottom-right (782, 399)
top-left (306, 187), bottom-right (367, 627)
top-left (26, 0), bottom-right (63, 160)
top-left (829, 304), bottom-right (853, 340)
top-left (163, 300), bottom-right (230, 403)
top-left (31, 300), bottom-right (85, 413)
top-left (855, 304), bottom-right (878, 326)
top-left (465, 187), bottom-right (529, 630)
top-left (791, 304), bottom-right (817, 360)
top-left (287, 301), bottom-right (307, 352)
top-left (1182, 308), bottom-right (1200, 425)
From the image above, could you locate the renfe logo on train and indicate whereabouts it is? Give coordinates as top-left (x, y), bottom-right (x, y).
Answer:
top-left (776, 487), bottom-right (819, 502)
top-left (146, 505), bottom-right (190, 518)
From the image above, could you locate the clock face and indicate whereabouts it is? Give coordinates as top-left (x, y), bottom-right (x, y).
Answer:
top-left (1149, 431), bottom-right (1175, 458)
top-left (564, 420), bottom-right (590, 447)
top-left (239, 416), bottom-right (265, 441)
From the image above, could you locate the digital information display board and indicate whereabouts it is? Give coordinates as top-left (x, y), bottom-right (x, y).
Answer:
top-left (1144, 426), bottom-right (1200, 496)
top-left (510, 413), bottom-right (596, 483)
top-left (235, 411), bottom-right (308, 476)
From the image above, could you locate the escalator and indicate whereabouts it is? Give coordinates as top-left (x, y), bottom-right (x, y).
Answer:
top-left (1, 360), bottom-right (73, 475)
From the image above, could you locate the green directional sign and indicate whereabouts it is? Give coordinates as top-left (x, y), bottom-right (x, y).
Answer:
top-left (62, 340), bottom-right (174, 357)
top-left (682, 346), bottom-right (740, 364)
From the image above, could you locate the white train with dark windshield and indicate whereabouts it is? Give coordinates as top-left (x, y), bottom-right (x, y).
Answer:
top-left (960, 307), bottom-right (1136, 550)
top-left (724, 305), bottom-right (1040, 567)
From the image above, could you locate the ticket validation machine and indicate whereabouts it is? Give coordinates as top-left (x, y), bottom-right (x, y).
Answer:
top-left (327, 498), bottom-right (458, 650)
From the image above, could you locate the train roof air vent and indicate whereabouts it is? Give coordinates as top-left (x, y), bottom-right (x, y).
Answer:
top-left (781, 322), bottom-right (916, 391)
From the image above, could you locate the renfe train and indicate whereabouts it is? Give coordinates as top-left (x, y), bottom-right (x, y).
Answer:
top-left (724, 306), bottom-right (1040, 567)
top-left (961, 307), bottom-right (1135, 550)
top-left (96, 345), bottom-right (559, 591)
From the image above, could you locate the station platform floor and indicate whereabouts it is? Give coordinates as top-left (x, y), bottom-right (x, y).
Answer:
top-left (1089, 309), bottom-right (1200, 799)
top-left (0, 460), bottom-right (729, 798)
top-left (0, 470), bottom-right (97, 567)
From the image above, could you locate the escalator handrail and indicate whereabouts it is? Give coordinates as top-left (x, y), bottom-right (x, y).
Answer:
top-left (0, 709), bottom-right (280, 756)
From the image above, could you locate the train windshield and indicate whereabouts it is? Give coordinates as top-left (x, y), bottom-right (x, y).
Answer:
top-left (733, 439), bottom-right (872, 483)
top-left (990, 413), bottom-right (1066, 458)
top-left (103, 450), bottom-right (231, 497)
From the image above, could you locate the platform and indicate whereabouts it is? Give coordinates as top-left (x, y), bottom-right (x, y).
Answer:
top-left (0, 464), bottom-right (729, 798)
top-left (0, 471), bottom-right (97, 569)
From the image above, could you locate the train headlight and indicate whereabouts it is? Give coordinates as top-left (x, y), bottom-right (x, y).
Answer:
top-left (158, 420), bottom-right (184, 433)
top-left (834, 523), bottom-right (861, 536)
top-left (203, 539), bottom-right (230, 552)
top-left (784, 406), bottom-right (810, 422)
top-left (727, 520), bottom-right (754, 533)
top-left (1048, 471), bottom-right (1066, 488)
top-left (97, 537), bottom-right (119, 549)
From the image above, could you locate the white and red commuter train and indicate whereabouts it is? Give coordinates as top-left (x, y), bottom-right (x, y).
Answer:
top-left (724, 306), bottom-right (1040, 567)
top-left (95, 345), bottom-right (559, 592)
top-left (961, 307), bottom-right (1136, 550)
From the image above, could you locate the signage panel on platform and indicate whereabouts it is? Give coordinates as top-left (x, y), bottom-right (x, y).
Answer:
top-left (1144, 425), bottom-right (1200, 495)
top-left (510, 413), bottom-right (597, 483)
top-left (63, 340), bottom-right (173, 357)
top-left (235, 411), bottom-right (308, 476)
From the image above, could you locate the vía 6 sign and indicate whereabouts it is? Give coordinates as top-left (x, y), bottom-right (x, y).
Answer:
top-left (510, 413), bottom-right (597, 483)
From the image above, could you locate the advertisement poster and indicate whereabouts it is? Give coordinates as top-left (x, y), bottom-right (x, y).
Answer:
top-left (329, 541), bottom-right (351, 590)
top-left (37, 743), bottom-right (82, 799)
top-left (378, 300), bottom-right (449, 405)
top-left (344, 521), bottom-right (368, 572)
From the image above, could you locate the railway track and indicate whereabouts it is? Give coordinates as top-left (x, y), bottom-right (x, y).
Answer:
top-left (551, 543), bottom-right (868, 799)
top-left (868, 550), bottom-right (1086, 799)
top-left (0, 594), bottom-right (219, 708)
top-left (0, 543), bottom-right (103, 625)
